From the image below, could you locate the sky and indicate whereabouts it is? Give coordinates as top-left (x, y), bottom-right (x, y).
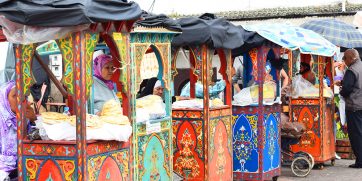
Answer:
top-left (134, 0), bottom-right (361, 15)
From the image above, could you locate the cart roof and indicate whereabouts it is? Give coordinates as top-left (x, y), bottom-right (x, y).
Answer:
top-left (0, 0), bottom-right (142, 27)
top-left (172, 13), bottom-right (263, 50)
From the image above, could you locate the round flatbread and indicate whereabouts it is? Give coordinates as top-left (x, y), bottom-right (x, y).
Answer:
top-left (101, 99), bottom-right (123, 116)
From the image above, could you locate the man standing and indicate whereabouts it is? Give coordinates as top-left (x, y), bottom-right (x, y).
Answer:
top-left (338, 49), bottom-right (362, 168)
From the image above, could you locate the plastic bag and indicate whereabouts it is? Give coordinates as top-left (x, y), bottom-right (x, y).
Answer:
top-left (0, 16), bottom-right (89, 44)
top-left (233, 86), bottom-right (253, 106)
top-left (180, 80), bottom-right (226, 99)
top-left (289, 75), bottom-right (319, 98)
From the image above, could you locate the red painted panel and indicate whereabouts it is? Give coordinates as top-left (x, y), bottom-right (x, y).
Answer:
top-left (98, 157), bottom-right (123, 181)
top-left (174, 121), bottom-right (205, 180)
top-left (37, 160), bottom-right (64, 181)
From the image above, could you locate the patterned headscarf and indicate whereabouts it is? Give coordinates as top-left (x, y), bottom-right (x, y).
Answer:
top-left (0, 80), bottom-right (17, 173)
top-left (93, 54), bottom-right (114, 90)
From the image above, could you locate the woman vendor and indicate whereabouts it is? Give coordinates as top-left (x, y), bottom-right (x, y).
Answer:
top-left (93, 52), bottom-right (118, 114)
top-left (0, 81), bottom-right (36, 180)
top-left (137, 77), bottom-right (189, 102)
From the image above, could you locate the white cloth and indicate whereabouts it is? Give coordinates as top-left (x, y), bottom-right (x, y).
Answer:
top-left (38, 121), bottom-right (132, 142)
top-left (172, 99), bottom-right (204, 109)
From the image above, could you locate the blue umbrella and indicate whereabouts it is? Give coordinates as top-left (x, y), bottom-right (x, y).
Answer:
top-left (243, 24), bottom-right (337, 57)
top-left (301, 19), bottom-right (362, 48)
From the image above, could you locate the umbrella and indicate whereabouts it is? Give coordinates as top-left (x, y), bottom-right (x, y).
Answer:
top-left (301, 19), bottom-right (362, 48)
top-left (243, 24), bottom-right (337, 57)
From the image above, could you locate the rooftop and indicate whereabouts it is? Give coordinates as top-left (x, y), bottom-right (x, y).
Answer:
top-left (169, 2), bottom-right (362, 21)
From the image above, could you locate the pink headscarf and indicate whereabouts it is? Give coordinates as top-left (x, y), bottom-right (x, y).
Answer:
top-left (93, 54), bottom-right (114, 90)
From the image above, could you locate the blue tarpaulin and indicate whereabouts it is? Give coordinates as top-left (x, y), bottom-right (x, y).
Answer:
top-left (243, 24), bottom-right (337, 57)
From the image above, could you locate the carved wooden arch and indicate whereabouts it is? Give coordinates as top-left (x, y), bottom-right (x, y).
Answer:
top-left (216, 48), bottom-right (232, 105)
top-left (101, 32), bottom-right (131, 115)
top-left (133, 43), bottom-right (171, 94)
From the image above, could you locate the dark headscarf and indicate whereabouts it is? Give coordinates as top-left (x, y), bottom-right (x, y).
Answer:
top-left (137, 77), bottom-right (158, 99)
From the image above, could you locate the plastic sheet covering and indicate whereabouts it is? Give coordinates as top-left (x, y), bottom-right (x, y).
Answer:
top-left (180, 80), bottom-right (226, 99)
top-left (288, 75), bottom-right (333, 98)
top-left (172, 13), bottom-right (247, 49)
top-left (135, 11), bottom-right (181, 32)
top-left (233, 82), bottom-right (277, 106)
top-left (0, 0), bottom-right (142, 27)
top-left (0, 16), bottom-right (89, 44)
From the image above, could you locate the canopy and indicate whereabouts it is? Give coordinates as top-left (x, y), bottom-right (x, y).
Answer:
top-left (134, 11), bottom-right (182, 32)
top-left (301, 19), bottom-right (362, 48)
top-left (172, 13), bottom-right (250, 49)
top-left (0, 0), bottom-right (142, 27)
top-left (243, 24), bottom-right (337, 57)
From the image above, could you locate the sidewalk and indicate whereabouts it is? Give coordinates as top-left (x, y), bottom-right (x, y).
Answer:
top-left (279, 159), bottom-right (362, 181)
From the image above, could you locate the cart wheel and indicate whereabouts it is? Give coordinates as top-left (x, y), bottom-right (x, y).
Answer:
top-left (331, 159), bottom-right (336, 166)
top-left (291, 157), bottom-right (312, 177)
top-left (296, 152), bottom-right (315, 168)
top-left (272, 176), bottom-right (279, 181)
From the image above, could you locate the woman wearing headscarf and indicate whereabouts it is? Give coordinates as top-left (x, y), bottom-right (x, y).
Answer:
top-left (137, 77), bottom-right (163, 99)
top-left (0, 81), bottom-right (36, 180)
top-left (137, 77), bottom-right (189, 102)
top-left (93, 53), bottom-right (118, 114)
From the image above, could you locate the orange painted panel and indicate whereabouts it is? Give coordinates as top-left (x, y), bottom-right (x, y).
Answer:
top-left (291, 106), bottom-right (322, 158)
top-left (209, 121), bottom-right (232, 181)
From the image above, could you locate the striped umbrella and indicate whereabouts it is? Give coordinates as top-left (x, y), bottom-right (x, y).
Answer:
top-left (301, 19), bottom-right (362, 48)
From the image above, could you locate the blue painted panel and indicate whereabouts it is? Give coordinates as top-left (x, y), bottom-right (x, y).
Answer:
top-left (263, 113), bottom-right (281, 172)
top-left (142, 135), bottom-right (170, 181)
top-left (233, 114), bottom-right (259, 173)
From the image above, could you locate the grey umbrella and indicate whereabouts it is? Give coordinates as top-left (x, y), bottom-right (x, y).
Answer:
top-left (301, 19), bottom-right (362, 48)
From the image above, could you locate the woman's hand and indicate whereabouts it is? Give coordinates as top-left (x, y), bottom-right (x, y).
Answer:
top-left (25, 104), bottom-right (37, 122)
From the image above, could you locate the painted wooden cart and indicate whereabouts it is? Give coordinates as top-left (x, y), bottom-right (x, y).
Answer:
top-left (14, 21), bottom-right (136, 180)
top-left (129, 26), bottom-right (179, 181)
top-left (232, 45), bottom-right (281, 181)
top-left (288, 52), bottom-right (336, 168)
top-left (171, 45), bottom-right (233, 180)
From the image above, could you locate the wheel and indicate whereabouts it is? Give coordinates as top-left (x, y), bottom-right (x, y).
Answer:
top-left (331, 159), bottom-right (336, 166)
top-left (295, 152), bottom-right (315, 168)
top-left (272, 176), bottom-right (279, 181)
top-left (291, 157), bottom-right (312, 177)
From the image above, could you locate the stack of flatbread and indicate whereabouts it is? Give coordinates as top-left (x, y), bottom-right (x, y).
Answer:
top-left (100, 99), bottom-right (123, 116)
top-left (41, 112), bottom-right (70, 125)
top-left (41, 112), bottom-right (104, 129)
top-left (67, 114), bottom-right (103, 129)
top-left (99, 100), bottom-right (130, 125)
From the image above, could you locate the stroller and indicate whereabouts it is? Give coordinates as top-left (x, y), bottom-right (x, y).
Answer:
top-left (281, 114), bottom-right (314, 177)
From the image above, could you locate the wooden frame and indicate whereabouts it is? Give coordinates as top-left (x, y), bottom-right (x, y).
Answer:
top-left (288, 52), bottom-right (335, 165)
top-left (232, 45), bottom-right (281, 181)
top-left (171, 45), bottom-right (233, 180)
top-left (15, 22), bottom-right (134, 181)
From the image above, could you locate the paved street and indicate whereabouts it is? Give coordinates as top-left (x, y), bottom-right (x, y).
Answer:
top-left (279, 159), bottom-right (362, 181)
